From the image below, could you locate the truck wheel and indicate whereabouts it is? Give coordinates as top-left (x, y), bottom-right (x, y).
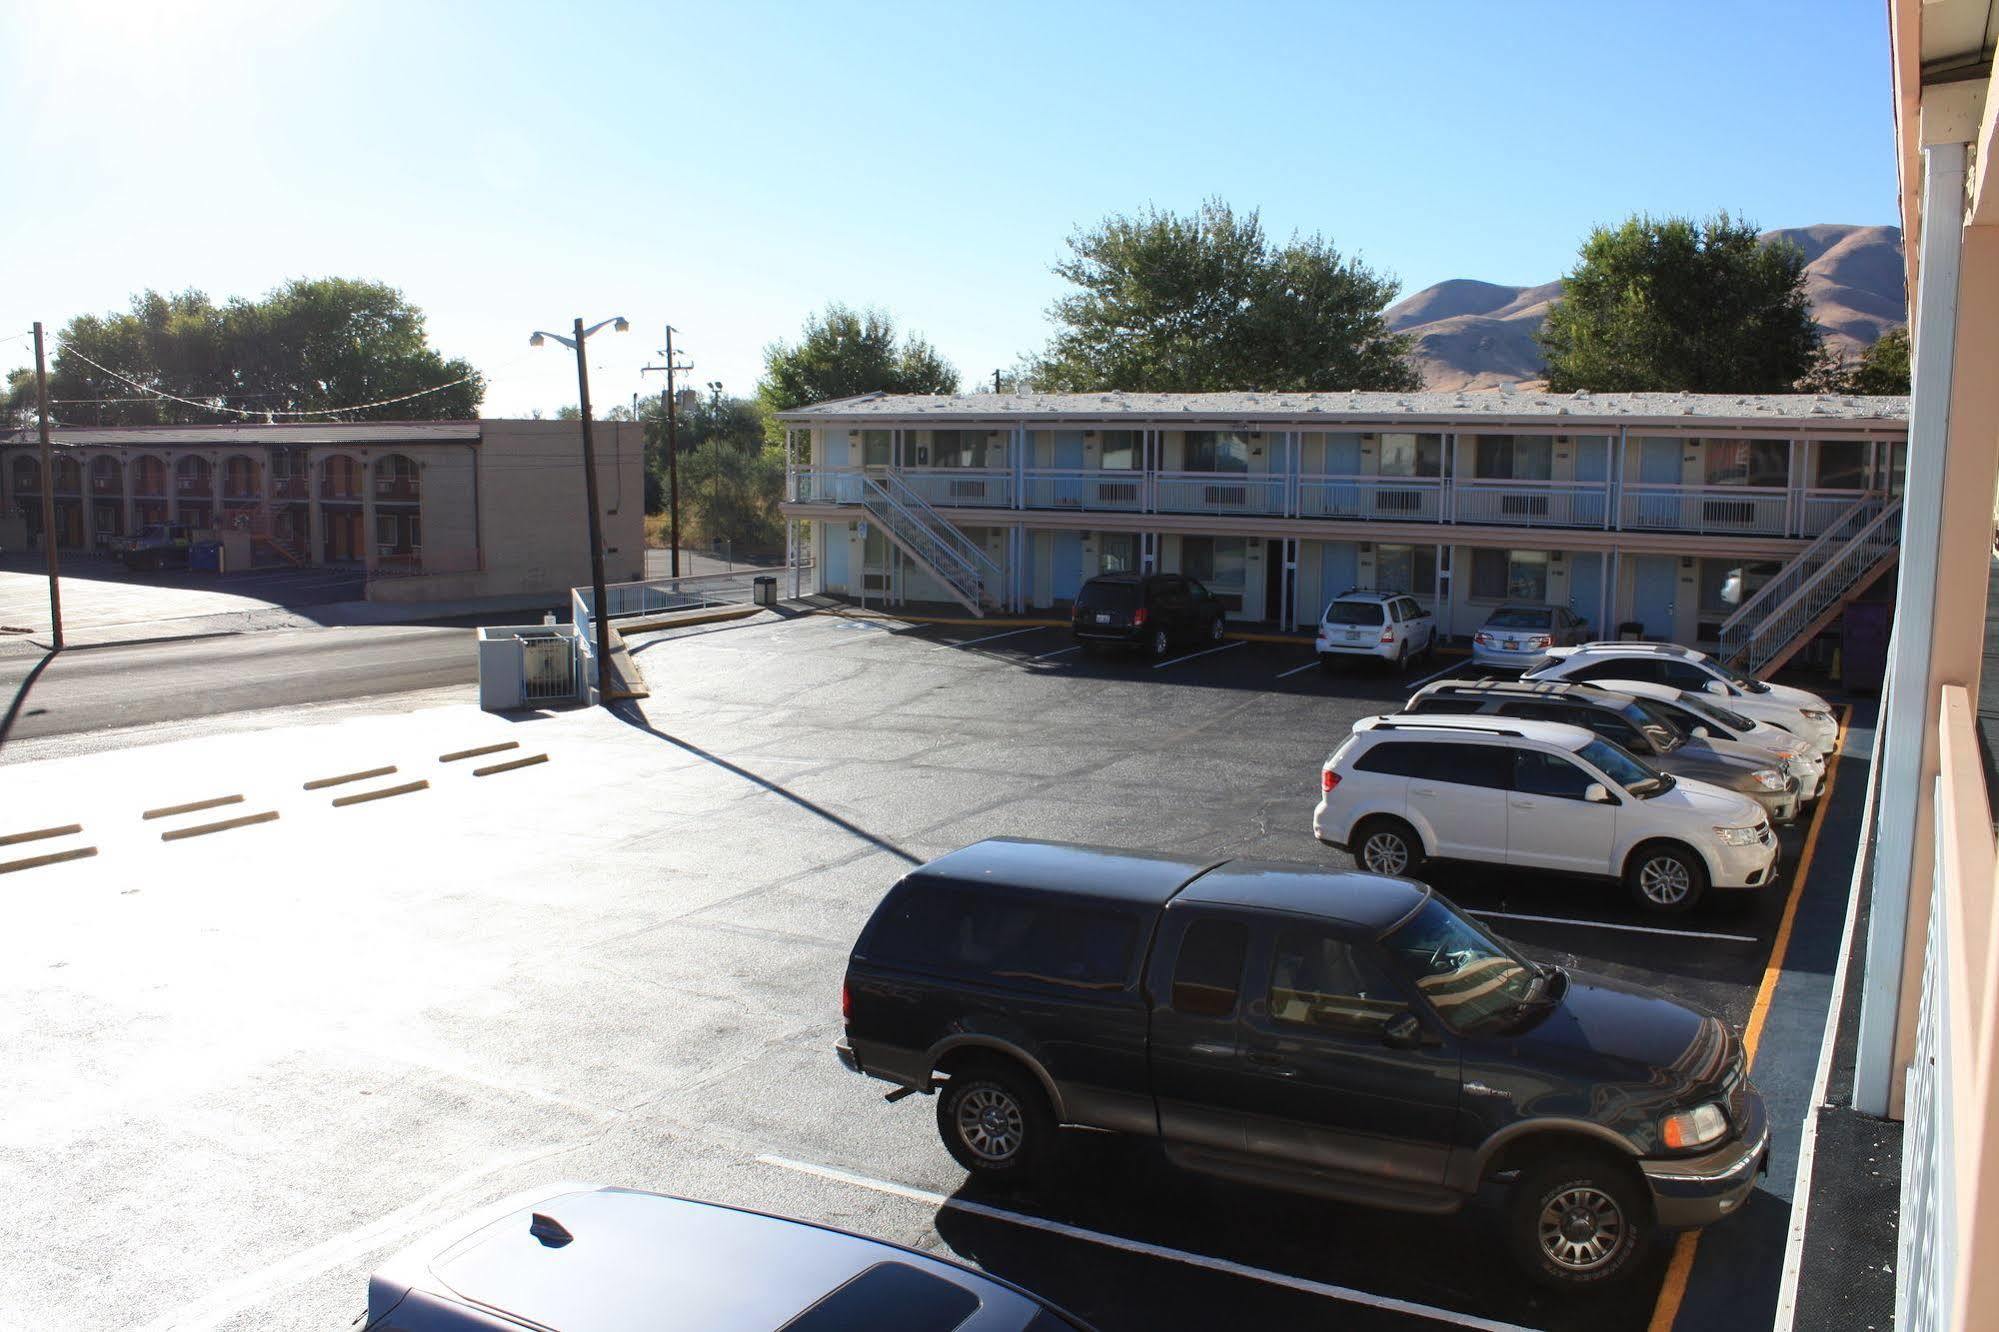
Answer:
top-left (936, 1059), bottom-right (1054, 1183)
top-left (1507, 1154), bottom-right (1649, 1288)
top-left (1625, 842), bottom-right (1707, 915)
top-left (1208, 614), bottom-right (1226, 643)
top-left (1353, 817), bottom-right (1425, 878)
top-left (1149, 628), bottom-right (1170, 658)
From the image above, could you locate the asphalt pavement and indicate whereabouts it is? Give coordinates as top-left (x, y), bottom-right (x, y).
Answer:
top-left (0, 610), bottom-right (1867, 1332)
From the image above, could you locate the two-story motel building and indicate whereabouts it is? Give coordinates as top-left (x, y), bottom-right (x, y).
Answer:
top-left (777, 390), bottom-right (1907, 671)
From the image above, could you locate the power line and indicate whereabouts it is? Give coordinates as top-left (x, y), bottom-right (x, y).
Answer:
top-left (51, 343), bottom-right (488, 419)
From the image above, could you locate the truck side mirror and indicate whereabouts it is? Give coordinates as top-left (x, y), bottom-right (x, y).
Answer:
top-left (1382, 1012), bottom-right (1426, 1050)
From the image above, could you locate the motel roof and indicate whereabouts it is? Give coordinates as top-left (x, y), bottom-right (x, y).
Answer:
top-left (777, 390), bottom-right (1909, 431)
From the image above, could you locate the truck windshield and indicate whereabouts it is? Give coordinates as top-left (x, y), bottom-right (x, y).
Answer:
top-left (1378, 897), bottom-right (1544, 1035)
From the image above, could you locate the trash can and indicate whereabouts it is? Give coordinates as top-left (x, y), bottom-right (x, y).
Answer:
top-left (1617, 620), bottom-right (1646, 642)
top-left (753, 575), bottom-right (777, 608)
top-left (189, 540), bottom-right (223, 573)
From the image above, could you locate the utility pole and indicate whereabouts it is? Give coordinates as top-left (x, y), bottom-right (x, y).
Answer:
top-left (642, 328), bottom-right (693, 577)
top-left (993, 369), bottom-right (1001, 393)
top-left (570, 317), bottom-right (612, 702)
top-left (32, 323), bottom-right (63, 650)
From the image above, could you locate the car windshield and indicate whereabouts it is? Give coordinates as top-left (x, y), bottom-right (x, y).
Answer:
top-left (1624, 700), bottom-right (1688, 752)
top-left (1486, 607), bottom-right (1551, 630)
top-left (1378, 897), bottom-right (1546, 1035)
top-left (1324, 600), bottom-right (1385, 626)
top-left (1681, 694), bottom-right (1756, 733)
top-left (1708, 656), bottom-right (1771, 694)
top-left (1578, 737), bottom-right (1669, 794)
top-left (1075, 581), bottom-right (1139, 612)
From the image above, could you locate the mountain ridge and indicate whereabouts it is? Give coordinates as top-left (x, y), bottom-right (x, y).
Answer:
top-left (1384, 223), bottom-right (1905, 390)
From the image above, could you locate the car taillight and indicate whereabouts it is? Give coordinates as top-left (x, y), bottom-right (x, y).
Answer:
top-left (1322, 770), bottom-right (1341, 793)
top-left (1379, 627), bottom-right (1395, 643)
top-left (1475, 632), bottom-right (1491, 645)
top-left (1530, 635), bottom-right (1552, 649)
top-left (840, 980), bottom-right (852, 1023)
top-left (1132, 607), bottom-right (1148, 626)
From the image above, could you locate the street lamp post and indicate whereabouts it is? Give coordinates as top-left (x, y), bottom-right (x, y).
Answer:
top-left (531, 315), bottom-right (628, 703)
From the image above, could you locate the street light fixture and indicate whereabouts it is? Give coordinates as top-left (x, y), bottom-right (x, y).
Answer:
top-left (531, 314), bottom-right (628, 703)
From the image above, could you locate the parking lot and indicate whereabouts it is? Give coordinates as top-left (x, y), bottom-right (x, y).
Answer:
top-left (0, 609), bottom-right (1868, 1331)
top-left (0, 553), bottom-right (366, 642)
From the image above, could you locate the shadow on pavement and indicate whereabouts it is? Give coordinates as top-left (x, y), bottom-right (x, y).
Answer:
top-left (0, 649), bottom-right (57, 750)
top-left (609, 699), bottom-right (920, 866)
top-left (930, 1134), bottom-right (1664, 1331)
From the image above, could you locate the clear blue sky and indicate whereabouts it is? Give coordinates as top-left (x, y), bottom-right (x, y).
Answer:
top-left (1, 0), bottom-right (1897, 418)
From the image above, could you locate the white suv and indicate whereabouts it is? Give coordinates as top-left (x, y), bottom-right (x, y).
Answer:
top-left (1581, 677), bottom-right (1827, 803)
top-left (1313, 714), bottom-right (1778, 914)
top-left (1317, 590), bottom-right (1437, 669)
top-left (1523, 643), bottom-right (1838, 755)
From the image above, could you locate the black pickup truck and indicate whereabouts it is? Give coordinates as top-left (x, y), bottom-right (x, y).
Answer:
top-left (838, 838), bottom-right (1767, 1288)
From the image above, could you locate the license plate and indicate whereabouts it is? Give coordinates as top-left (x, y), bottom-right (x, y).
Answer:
top-left (1095, 613), bottom-right (1111, 624)
top-left (1504, 640), bottom-right (1518, 650)
top-left (1346, 630), bottom-right (1363, 641)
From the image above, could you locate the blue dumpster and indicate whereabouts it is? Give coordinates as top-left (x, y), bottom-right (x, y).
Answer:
top-left (189, 540), bottom-right (223, 573)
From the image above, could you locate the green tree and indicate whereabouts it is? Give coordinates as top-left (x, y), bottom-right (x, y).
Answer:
top-left (1028, 199), bottom-right (1420, 393)
top-left (1537, 213), bottom-right (1822, 393)
top-left (757, 304), bottom-right (958, 439)
top-left (1848, 326), bottom-right (1911, 395)
top-left (6, 278), bottom-right (482, 425)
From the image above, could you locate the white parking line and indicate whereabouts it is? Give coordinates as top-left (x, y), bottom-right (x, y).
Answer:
top-left (1466, 909), bottom-right (1758, 944)
top-left (756, 1155), bottom-right (1537, 1332)
top-left (1152, 640), bottom-right (1245, 671)
top-left (1406, 658), bottom-right (1469, 690)
top-left (1033, 645), bottom-right (1082, 660)
top-left (954, 627), bottom-right (1046, 648)
top-left (1275, 659), bottom-right (1320, 679)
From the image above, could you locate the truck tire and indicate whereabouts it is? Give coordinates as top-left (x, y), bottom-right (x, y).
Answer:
top-left (1506, 1153), bottom-right (1650, 1288)
top-left (936, 1058), bottom-right (1054, 1183)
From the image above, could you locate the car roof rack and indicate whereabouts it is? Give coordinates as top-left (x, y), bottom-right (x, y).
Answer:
top-left (1368, 719), bottom-right (1526, 737)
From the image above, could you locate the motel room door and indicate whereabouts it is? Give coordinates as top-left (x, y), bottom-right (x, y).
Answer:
top-left (1630, 555), bottom-right (1678, 640)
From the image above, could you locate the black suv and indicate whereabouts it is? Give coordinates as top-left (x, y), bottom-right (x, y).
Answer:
top-left (839, 839), bottom-right (1767, 1288)
top-left (1070, 573), bottom-right (1225, 658)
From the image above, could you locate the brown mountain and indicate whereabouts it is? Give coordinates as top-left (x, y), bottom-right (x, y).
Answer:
top-left (1384, 223), bottom-right (1906, 390)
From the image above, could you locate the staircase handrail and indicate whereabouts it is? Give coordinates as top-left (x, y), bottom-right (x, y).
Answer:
top-left (876, 472), bottom-right (1003, 584)
top-left (860, 477), bottom-right (985, 601)
top-left (1719, 495), bottom-right (1882, 640)
top-left (1732, 498), bottom-right (1902, 673)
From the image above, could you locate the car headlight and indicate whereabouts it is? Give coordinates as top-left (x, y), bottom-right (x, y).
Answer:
top-left (1801, 708), bottom-right (1833, 722)
top-left (1715, 824), bottom-right (1761, 846)
top-left (1661, 1102), bottom-right (1729, 1150)
top-left (1750, 769), bottom-right (1786, 791)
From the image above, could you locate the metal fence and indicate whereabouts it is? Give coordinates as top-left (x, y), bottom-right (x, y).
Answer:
top-left (520, 631), bottom-right (578, 701)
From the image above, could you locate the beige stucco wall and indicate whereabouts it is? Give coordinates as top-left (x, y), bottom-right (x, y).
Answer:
top-left (459, 419), bottom-right (646, 598)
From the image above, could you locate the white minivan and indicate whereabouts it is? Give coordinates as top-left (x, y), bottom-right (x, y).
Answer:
top-left (1522, 643), bottom-right (1839, 755)
top-left (1313, 714), bottom-right (1779, 914)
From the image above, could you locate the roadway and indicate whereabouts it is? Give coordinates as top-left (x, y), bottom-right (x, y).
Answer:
top-left (0, 625), bottom-right (474, 751)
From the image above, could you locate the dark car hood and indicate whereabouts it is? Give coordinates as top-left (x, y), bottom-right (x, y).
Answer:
top-left (1515, 968), bottom-right (1710, 1079)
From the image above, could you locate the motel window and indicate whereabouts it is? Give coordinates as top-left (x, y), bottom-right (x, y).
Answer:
top-left (1378, 433), bottom-right (1444, 478)
top-left (1099, 533), bottom-right (1139, 574)
top-left (1704, 439), bottom-right (1789, 488)
top-left (1473, 435), bottom-right (1554, 481)
top-left (1470, 548), bottom-right (1549, 602)
top-left (860, 430), bottom-right (893, 467)
top-left (930, 430), bottom-right (1001, 469)
top-left (1815, 441), bottom-right (1868, 490)
top-left (1374, 544), bottom-right (1437, 601)
top-left (1098, 430), bottom-right (1140, 471)
top-left (1184, 432), bottom-right (1249, 473)
top-left (1181, 536), bottom-right (1247, 610)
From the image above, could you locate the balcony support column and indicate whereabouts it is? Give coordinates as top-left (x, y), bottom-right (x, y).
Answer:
top-left (1859, 124), bottom-right (1999, 1119)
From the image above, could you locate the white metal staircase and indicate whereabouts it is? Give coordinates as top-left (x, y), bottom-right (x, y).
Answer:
top-left (860, 472), bottom-right (1002, 615)
top-left (1718, 496), bottom-right (1902, 678)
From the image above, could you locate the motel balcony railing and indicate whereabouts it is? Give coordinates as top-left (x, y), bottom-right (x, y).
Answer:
top-left (785, 465), bottom-right (1880, 538)
top-left (270, 475), bottom-right (309, 501)
top-left (90, 475), bottom-right (121, 496)
top-left (1452, 479), bottom-right (1609, 528)
top-left (1154, 471), bottom-right (1286, 516)
top-left (374, 477), bottom-right (421, 502)
top-left (175, 477), bottom-right (212, 498)
top-left (1899, 685), bottom-right (1998, 1332)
